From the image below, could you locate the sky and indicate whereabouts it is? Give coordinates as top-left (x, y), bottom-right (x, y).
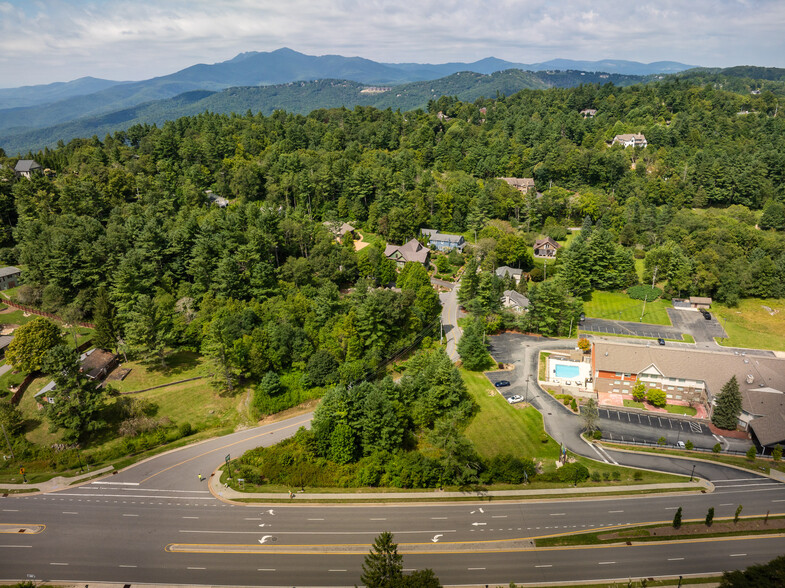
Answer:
top-left (1, 0), bottom-right (784, 88)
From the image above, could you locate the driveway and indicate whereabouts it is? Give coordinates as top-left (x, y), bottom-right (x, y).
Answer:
top-left (667, 307), bottom-right (728, 343)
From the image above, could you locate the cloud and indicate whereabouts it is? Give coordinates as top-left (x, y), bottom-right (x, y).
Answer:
top-left (0, 0), bottom-right (783, 86)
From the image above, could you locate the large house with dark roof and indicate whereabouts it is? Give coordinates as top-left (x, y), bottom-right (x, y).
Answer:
top-left (384, 239), bottom-right (430, 267)
top-left (592, 341), bottom-right (785, 449)
top-left (533, 237), bottom-right (561, 258)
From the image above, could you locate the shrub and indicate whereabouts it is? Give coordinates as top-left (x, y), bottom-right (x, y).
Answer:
top-left (570, 399), bottom-right (578, 412)
top-left (633, 471), bottom-right (643, 480)
top-left (773, 445), bottom-right (783, 462)
top-left (673, 506), bottom-right (682, 528)
top-left (627, 285), bottom-right (662, 301)
top-left (685, 440), bottom-right (694, 450)
top-left (540, 433), bottom-right (549, 444)
top-left (746, 446), bottom-right (757, 461)
top-left (590, 471), bottom-right (601, 482)
top-left (646, 388), bottom-right (667, 408)
top-left (592, 430), bottom-right (602, 440)
top-left (558, 462), bottom-right (589, 484)
top-left (631, 382), bottom-right (646, 402)
top-left (602, 471), bottom-right (610, 481)
top-left (178, 422), bottom-right (193, 437)
top-left (705, 507), bottom-right (714, 526)
top-left (612, 471), bottom-right (621, 481)
top-left (657, 436), bottom-right (666, 446)
top-left (712, 443), bottom-right (722, 453)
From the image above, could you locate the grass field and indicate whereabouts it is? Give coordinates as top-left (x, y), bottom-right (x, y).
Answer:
top-left (713, 298), bottom-right (785, 351)
top-left (462, 369), bottom-right (561, 461)
top-left (583, 290), bottom-right (672, 325)
top-left (108, 350), bottom-right (210, 393)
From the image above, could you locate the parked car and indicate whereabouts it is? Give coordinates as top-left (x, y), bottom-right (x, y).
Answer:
top-left (507, 395), bottom-right (524, 404)
top-left (676, 441), bottom-right (686, 448)
top-left (701, 310), bottom-right (711, 320)
top-left (494, 380), bottom-right (511, 388)
top-left (657, 338), bottom-right (666, 345)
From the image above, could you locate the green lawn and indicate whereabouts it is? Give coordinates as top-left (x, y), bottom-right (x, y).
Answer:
top-left (108, 350), bottom-right (210, 393)
top-left (583, 290), bottom-right (673, 326)
top-left (713, 298), bottom-right (785, 352)
top-left (622, 399), bottom-right (696, 416)
top-left (462, 369), bottom-right (560, 461)
top-left (623, 399), bottom-right (645, 409)
top-left (0, 309), bottom-right (41, 326)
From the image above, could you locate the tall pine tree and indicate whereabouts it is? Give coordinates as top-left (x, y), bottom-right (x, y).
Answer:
top-left (711, 375), bottom-right (742, 430)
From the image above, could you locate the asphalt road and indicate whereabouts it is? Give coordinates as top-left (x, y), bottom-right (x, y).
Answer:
top-left (1, 333), bottom-right (783, 586)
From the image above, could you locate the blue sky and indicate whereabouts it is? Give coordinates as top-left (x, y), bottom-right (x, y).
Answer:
top-left (1, 0), bottom-right (784, 87)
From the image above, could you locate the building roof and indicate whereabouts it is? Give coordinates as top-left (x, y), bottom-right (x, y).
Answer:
top-left (689, 296), bottom-right (712, 305)
top-left (593, 341), bottom-right (785, 444)
top-left (420, 228), bottom-right (464, 244)
top-left (496, 266), bottom-right (523, 278)
top-left (35, 380), bottom-right (57, 398)
top-left (0, 335), bottom-right (12, 350)
top-left (0, 266), bottom-right (21, 278)
top-left (503, 290), bottom-right (530, 309)
top-left (499, 177), bottom-right (535, 191)
top-left (533, 237), bottom-right (561, 249)
top-left (79, 348), bottom-right (118, 379)
top-left (613, 133), bottom-right (647, 143)
top-left (384, 238), bottom-right (430, 264)
top-left (324, 221), bottom-right (355, 238)
top-left (14, 160), bottom-right (41, 173)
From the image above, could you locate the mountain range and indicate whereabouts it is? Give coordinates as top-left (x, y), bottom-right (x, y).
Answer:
top-left (0, 48), bottom-right (696, 154)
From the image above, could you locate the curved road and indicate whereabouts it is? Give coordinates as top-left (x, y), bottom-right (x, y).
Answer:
top-left (2, 331), bottom-right (784, 586)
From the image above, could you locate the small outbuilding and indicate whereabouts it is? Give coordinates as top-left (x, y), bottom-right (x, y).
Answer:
top-left (0, 266), bottom-right (21, 290)
top-left (14, 160), bottom-right (42, 179)
top-left (689, 296), bottom-right (712, 310)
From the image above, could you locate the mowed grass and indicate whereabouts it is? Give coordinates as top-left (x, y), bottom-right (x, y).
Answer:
top-left (583, 290), bottom-right (672, 326)
top-left (713, 298), bottom-right (785, 352)
top-left (462, 369), bottom-right (560, 461)
top-left (108, 350), bottom-right (210, 393)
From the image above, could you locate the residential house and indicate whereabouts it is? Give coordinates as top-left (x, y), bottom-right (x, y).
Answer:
top-left (35, 348), bottom-right (120, 405)
top-left (533, 237), bottom-right (561, 258)
top-left (499, 177), bottom-right (536, 193)
top-left (420, 228), bottom-right (465, 252)
top-left (205, 190), bottom-right (229, 208)
top-left (592, 341), bottom-right (785, 449)
top-left (384, 238), bottom-right (430, 267)
top-left (0, 335), bottom-right (12, 358)
top-left (14, 159), bottom-right (42, 179)
top-left (611, 134), bottom-right (647, 148)
top-left (495, 266), bottom-right (523, 284)
top-left (0, 266), bottom-right (21, 290)
top-left (502, 290), bottom-right (529, 313)
top-left (324, 221), bottom-right (356, 241)
top-left (689, 296), bottom-right (712, 310)
top-left (580, 109), bottom-right (597, 118)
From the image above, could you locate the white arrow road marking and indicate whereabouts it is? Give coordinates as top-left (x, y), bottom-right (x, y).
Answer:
top-left (432, 534), bottom-right (443, 543)
top-left (266, 509), bottom-right (275, 515)
top-left (259, 524), bottom-right (267, 527)
top-left (472, 522), bottom-right (487, 526)
top-left (259, 535), bottom-right (273, 544)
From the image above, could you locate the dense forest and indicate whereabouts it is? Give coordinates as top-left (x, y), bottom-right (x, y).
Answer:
top-left (0, 74), bottom-right (784, 468)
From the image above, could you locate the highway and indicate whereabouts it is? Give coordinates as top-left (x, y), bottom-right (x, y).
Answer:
top-left (1, 410), bottom-right (784, 586)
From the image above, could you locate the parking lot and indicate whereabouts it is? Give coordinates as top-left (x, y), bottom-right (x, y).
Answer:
top-left (598, 407), bottom-right (719, 449)
top-left (580, 317), bottom-right (684, 340)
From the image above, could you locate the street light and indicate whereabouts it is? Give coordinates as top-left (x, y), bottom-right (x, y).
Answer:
top-left (689, 464), bottom-right (696, 482)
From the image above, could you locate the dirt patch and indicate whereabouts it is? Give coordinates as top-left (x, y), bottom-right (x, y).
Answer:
top-left (708, 422), bottom-right (749, 439)
top-left (600, 518), bottom-right (785, 540)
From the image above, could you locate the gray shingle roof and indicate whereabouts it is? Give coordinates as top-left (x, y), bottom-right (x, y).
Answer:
top-left (14, 160), bottom-right (41, 173)
top-left (0, 266), bottom-right (21, 278)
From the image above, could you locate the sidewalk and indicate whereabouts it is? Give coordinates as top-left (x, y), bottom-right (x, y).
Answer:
top-left (0, 465), bottom-right (113, 493)
top-left (208, 471), bottom-right (712, 503)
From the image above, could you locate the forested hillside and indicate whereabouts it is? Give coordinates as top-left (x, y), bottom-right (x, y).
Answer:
top-left (1, 76), bottom-right (784, 458)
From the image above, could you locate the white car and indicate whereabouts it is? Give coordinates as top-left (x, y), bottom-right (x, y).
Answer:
top-left (507, 395), bottom-right (524, 404)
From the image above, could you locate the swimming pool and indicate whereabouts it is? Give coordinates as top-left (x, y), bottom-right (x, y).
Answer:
top-left (554, 364), bottom-right (580, 379)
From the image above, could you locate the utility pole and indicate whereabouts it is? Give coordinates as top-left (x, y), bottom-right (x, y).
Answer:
top-left (640, 295), bottom-right (648, 322)
top-left (440, 318), bottom-right (443, 345)
top-left (651, 266), bottom-right (658, 289)
top-left (543, 261), bottom-right (547, 281)
top-left (1, 422), bottom-right (14, 460)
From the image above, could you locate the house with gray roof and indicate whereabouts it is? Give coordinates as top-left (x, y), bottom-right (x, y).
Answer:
top-left (420, 229), bottom-right (465, 252)
top-left (324, 221), bottom-right (356, 240)
top-left (611, 134), bottom-right (647, 148)
top-left (0, 266), bottom-right (21, 290)
top-left (592, 341), bottom-right (785, 449)
top-left (499, 177), bottom-right (536, 193)
top-left (495, 266), bottom-right (523, 284)
top-left (384, 239), bottom-right (430, 267)
top-left (14, 159), bottom-right (42, 179)
top-left (502, 290), bottom-right (529, 313)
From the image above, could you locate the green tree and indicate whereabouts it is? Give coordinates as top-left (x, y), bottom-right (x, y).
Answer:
top-left (631, 381), bottom-right (646, 402)
top-left (719, 554), bottom-right (785, 587)
top-left (773, 445), bottom-right (783, 461)
top-left (92, 286), bottom-right (117, 351)
top-left (705, 506), bottom-right (714, 526)
top-left (360, 531), bottom-right (403, 588)
top-left (734, 504), bottom-right (743, 523)
top-left (5, 317), bottom-right (63, 373)
top-left (581, 398), bottom-right (599, 433)
top-left (646, 388), bottom-right (666, 408)
top-left (523, 277), bottom-right (582, 337)
top-left (457, 257), bottom-right (479, 304)
top-left (124, 292), bottom-right (177, 367)
top-left (712, 375), bottom-right (742, 431)
top-left (42, 345), bottom-right (108, 442)
top-left (672, 506), bottom-right (682, 528)
top-left (457, 318), bottom-right (493, 371)
top-left (746, 446), bottom-right (756, 461)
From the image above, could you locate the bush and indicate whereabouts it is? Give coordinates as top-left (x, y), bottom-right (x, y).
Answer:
top-left (602, 471), bottom-right (610, 481)
top-left (657, 436), bottom-right (666, 446)
top-left (592, 430), bottom-right (602, 440)
top-left (612, 471), bottom-right (621, 481)
top-left (705, 506), bottom-right (714, 526)
top-left (540, 433), bottom-right (549, 444)
top-left (773, 445), bottom-right (782, 461)
top-left (633, 471), bottom-right (643, 480)
top-left (627, 285), bottom-right (662, 301)
top-left (746, 446), bottom-right (757, 461)
top-left (558, 462), bottom-right (589, 483)
top-left (590, 471), bottom-right (601, 482)
top-left (685, 440), bottom-right (694, 450)
top-left (570, 398), bottom-right (577, 412)
top-left (647, 388), bottom-right (667, 408)
top-left (713, 443), bottom-right (722, 453)
top-left (178, 422), bottom-right (193, 437)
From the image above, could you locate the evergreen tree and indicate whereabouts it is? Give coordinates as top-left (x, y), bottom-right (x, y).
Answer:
top-left (360, 531), bottom-right (403, 588)
top-left (672, 506), bottom-right (682, 528)
top-left (92, 286), bottom-right (117, 351)
top-left (457, 318), bottom-right (492, 371)
top-left (711, 375), bottom-right (742, 430)
top-left (457, 257), bottom-right (479, 304)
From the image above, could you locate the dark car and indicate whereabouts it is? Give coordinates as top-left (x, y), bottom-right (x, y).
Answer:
top-left (657, 337), bottom-right (666, 345)
top-left (702, 310), bottom-right (711, 320)
top-left (494, 380), bottom-right (511, 387)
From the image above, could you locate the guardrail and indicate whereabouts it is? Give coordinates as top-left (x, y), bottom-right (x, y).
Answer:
top-left (600, 436), bottom-right (752, 456)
